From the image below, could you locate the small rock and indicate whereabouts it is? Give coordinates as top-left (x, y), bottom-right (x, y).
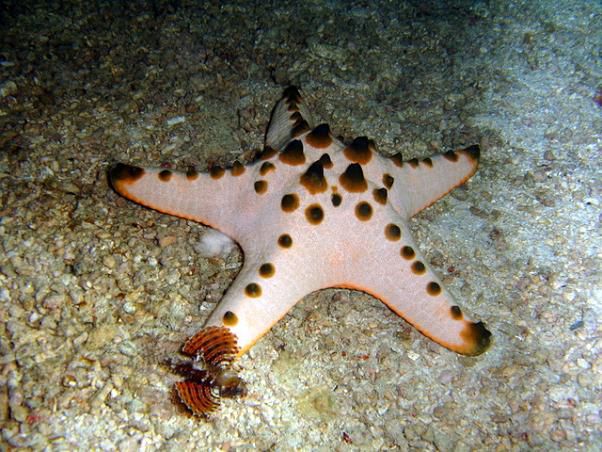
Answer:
top-left (61, 182), bottom-right (80, 194)
top-left (158, 235), bottom-right (177, 247)
top-left (543, 150), bottom-right (556, 161)
top-left (166, 116), bottom-right (186, 127)
top-left (90, 382), bottom-right (113, 408)
top-left (11, 404), bottom-right (28, 422)
top-left (42, 293), bottom-right (63, 310)
top-left (122, 301), bottom-right (136, 314)
top-left (103, 255), bottom-right (116, 269)
top-left (0, 80), bottom-right (17, 98)
top-left (194, 229), bottom-right (235, 258)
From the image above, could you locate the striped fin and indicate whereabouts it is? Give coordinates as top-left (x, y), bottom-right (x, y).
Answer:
top-left (175, 380), bottom-right (220, 415)
top-left (181, 326), bottom-right (239, 368)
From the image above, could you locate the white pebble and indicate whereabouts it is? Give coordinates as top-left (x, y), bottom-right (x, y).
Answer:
top-left (122, 302), bottom-right (136, 314)
top-left (166, 116), bottom-right (186, 127)
top-left (194, 229), bottom-right (236, 258)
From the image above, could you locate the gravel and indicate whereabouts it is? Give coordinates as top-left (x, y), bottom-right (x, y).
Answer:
top-left (1, 0), bottom-right (600, 449)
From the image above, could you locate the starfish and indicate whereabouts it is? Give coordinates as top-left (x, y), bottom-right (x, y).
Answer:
top-left (110, 86), bottom-right (491, 415)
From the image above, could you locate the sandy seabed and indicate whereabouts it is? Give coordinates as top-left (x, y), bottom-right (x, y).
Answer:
top-left (1, 0), bottom-right (600, 450)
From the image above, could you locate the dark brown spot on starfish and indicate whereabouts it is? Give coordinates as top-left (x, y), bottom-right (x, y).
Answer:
top-left (231, 160), bottom-right (245, 176)
top-left (450, 306), bottom-right (463, 320)
top-left (110, 164), bottom-right (145, 186)
top-left (390, 152), bottom-right (403, 167)
top-left (373, 188), bottom-right (387, 205)
top-left (258, 146), bottom-right (277, 161)
top-left (382, 173), bottom-right (394, 188)
top-left (422, 157), bottom-right (433, 167)
top-left (278, 234), bottom-right (292, 248)
top-left (339, 163), bottom-right (367, 193)
top-left (460, 321), bottom-right (492, 356)
top-left (254, 180), bottom-right (268, 194)
top-left (223, 311), bottom-right (238, 326)
top-left (300, 161), bottom-right (327, 194)
top-left (331, 193), bottom-right (342, 207)
top-left (281, 193), bottom-right (299, 212)
top-left (412, 261), bottom-right (426, 275)
top-left (291, 118), bottom-right (311, 137)
top-left (260, 162), bottom-right (275, 176)
top-left (407, 158), bottom-right (419, 168)
top-left (401, 246), bottom-right (415, 260)
top-left (283, 86), bottom-right (302, 106)
top-left (158, 170), bottom-right (172, 182)
top-left (290, 111), bottom-right (303, 122)
top-left (344, 136), bottom-right (373, 164)
top-left (319, 153), bottom-right (333, 169)
top-left (426, 281), bottom-right (441, 296)
top-left (355, 201), bottom-right (372, 221)
top-left (210, 166), bottom-right (225, 179)
top-left (385, 224), bottom-right (401, 241)
top-left (259, 263), bottom-right (275, 278)
top-left (186, 167), bottom-right (199, 180)
top-left (306, 123), bottom-right (332, 148)
top-left (444, 150), bottom-right (459, 162)
top-left (245, 283), bottom-right (262, 298)
top-left (305, 204), bottom-right (324, 225)
top-left (460, 144), bottom-right (481, 162)
top-left (279, 140), bottom-right (306, 165)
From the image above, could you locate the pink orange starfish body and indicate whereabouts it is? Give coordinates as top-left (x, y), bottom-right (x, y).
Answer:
top-left (110, 86), bottom-right (491, 415)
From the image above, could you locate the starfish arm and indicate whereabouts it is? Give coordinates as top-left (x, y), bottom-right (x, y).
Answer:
top-left (110, 87), bottom-right (493, 417)
top-left (385, 145), bottom-right (480, 218)
top-left (339, 218), bottom-right (491, 356)
top-left (202, 249), bottom-right (324, 356)
top-left (109, 163), bottom-right (254, 240)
